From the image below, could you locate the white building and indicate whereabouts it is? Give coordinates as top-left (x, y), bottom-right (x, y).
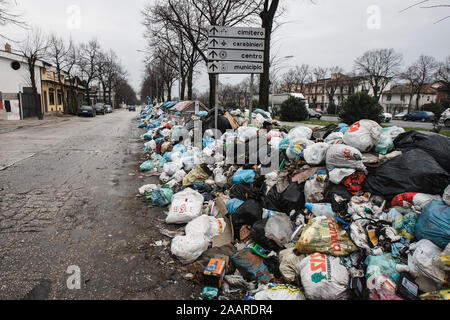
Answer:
top-left (0, 44), bottom-right (44, 120)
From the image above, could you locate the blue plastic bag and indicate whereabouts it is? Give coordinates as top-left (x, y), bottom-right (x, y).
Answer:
top-left (143, 133), bottom-right (152, 141)
top-left (415, 200), bottom-right (450, 249)
top-left (163, 152), bottom-right (173, 162)
top-left (232, 170), bottom-right (256, 184)
top-left (151, 187), bottom-right (174, 207)
top-left (226, 198), bottom-right (245, 215)
top-left (197, 111), bottom-right (208, 117)
top-left (138, 123), bottom-right (146, 128)
top-left (173, 144), bottom-right (187, 154)
top-left (203, 137), bottom-right (215, 148)
top-left (140, 160), bottom-right (155, 172)
top-left (364, 253), bottom-right (403, 283)
top-left (336, 123), bottom-right (350, 134)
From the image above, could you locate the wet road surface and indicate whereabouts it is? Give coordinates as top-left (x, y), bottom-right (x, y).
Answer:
top-left (0, 110), bottom-right (197, 300)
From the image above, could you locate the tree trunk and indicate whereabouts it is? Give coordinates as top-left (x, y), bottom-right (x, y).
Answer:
top-left (187, 66), bottom-right (194, 100)
top-left (28, 60), bottom-right (43, 120)
top-left (180, 76), bottom-right (186, 101)
top-left (209, 73), bottom-right (216, 108)
top-left (258, 19), bottom-right (272, 111)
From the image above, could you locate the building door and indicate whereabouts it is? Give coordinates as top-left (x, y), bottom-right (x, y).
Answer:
top-left (44, 91), bottom-right (48, 113)
top-left (20, 93), bottom-right (40, 118)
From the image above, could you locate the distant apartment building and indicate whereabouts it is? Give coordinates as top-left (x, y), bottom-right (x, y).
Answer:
top-left (382, 84), bottom-right (438, 114)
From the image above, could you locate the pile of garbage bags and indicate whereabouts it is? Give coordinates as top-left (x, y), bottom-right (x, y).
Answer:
top-left (136, 103), bottom-right (450, 301)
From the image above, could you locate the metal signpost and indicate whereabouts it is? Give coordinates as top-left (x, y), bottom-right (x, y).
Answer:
top-left (207, 26), bottom-right (265, 128)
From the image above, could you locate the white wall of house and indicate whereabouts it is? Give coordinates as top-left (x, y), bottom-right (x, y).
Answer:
top-left (0, 51), bottom-right (43, 120)
top-left (382, 93), bottom-right (437, 113)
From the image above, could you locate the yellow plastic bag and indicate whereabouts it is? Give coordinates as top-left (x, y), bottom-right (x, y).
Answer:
top-left (182, 164), bottom-right (211, 187)
top-left (296, 217), bottom-right (357, 257)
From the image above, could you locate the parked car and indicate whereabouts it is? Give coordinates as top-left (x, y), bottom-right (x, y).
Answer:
top-left (439, 108), bottom-right (450, 127)
top-left (313, 108), bottom-right (324, 114)
top-left (382, 113), bottom-right (393, 123)
top-left (308, 108), bottom-right (322, 120)
top-left (77, 106), bottom-right (96, 117)
top-left (128, 105), bottom-right (136, 112)
top-left (394, 111), bottom-right (407, 120)
top-left (105, 105), bottom-right (113, 113)
top-left (403, 111), bottom-right (435, 122)
top-left (94, 103), bottom-right (106, 115)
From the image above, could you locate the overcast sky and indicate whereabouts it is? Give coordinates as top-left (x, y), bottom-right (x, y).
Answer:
top-left (1, 0), bottom-right (449, 98)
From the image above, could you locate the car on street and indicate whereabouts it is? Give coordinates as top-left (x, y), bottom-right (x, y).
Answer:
top-left (105, 105), bottom-right (113, 113)
top-left (403, 110), bottom-right (435, 122)
top-left (94, 103), bottom-right (106, 115)
top-left (313, 108), bottom-right (324, 114)
top-left (308, 108), bottom-right (322, 120)
top-left (394, 111), bottom-right (407, 120)
top-left (128, 105), bottom-right (136, 112)
top-left (77, 105), bottom-right (96, 117)
top-left (382, 113), bottom-right (393, 123)
top-left (439, 108), bottom-right (450, 127)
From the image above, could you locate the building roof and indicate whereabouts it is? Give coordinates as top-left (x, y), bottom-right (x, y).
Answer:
top-left (384, 84), bottom-right (438, 95)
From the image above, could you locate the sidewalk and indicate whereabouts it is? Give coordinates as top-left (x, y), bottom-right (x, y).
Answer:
top-left (0, 115), bottom-right (74, 134)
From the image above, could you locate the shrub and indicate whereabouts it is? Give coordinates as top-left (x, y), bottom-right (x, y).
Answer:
top-left (280, 96), bottom-right (308, 122)
top-left (339, 91), bottom-right (384, 125)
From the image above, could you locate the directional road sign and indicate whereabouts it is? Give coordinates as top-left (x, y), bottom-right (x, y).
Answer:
top-left (208, 61), bottom-right (264, 74)
top-left (208, 26), bottom-right (265, 39)
top-left (208, 37), bottom-right (264, 51)
top-left (208, 49), bottom-right (264, 62)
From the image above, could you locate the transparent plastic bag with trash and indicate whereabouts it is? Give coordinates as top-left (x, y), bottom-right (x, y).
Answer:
top-left (343, 120), bottom-right (382, 153)
top-left (165, 188), bottom-right (205, 224)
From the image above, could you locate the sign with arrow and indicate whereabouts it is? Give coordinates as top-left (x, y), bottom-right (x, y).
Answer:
top-left (208, 61), bottom-right (264, 74)
top-left (207, 37), bottom-right (264, 51)
top-left (208, 26), bottom-right (265, 39)
top-left (208, 49), bottom-right (264, 62)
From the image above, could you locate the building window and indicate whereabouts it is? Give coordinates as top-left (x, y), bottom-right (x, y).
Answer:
top-left (400, 94), bottom-right (405, 102)
top-left (49, 89), bottom-right (55, 105)
top-left (57, 90), bottom-right (62, 105)
top-left (4, 100), bottom-right (11, 112)
top-left (427, 96), bottom-right (430, 101)
top-left (386, 94), bottom-right (392, 101)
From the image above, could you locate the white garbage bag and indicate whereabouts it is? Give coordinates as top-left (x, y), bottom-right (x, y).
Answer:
top-left (407, 239), bottom-right (446, 293)
top-left (265, 212), bottom-right (294, 248)
top-left (443, 185), bottom-right (450, 206)
top-left (185, 215), bottom-right (226, 241)
top-left (303, 142), bottom-right (330, 165)
top-left (139, 184), bottom-right (158, 195)
top-left (166, 188), bottom-right (205, 224)
top-left (171, 234), bottom-right (209, 265)
top-left (213, 167), bottom-right (228, 188)
top-left (328, 168), bottom-right (356, 184)
top-left (287, 126), bottom-right (313, 140)
top-left (163, 162), bottom-right (182, 177)
top-left (343, 120), bottom-right (382, 153)
top-left (326, 144), bottom-right (367, 174)
top-left (297, 253), bottom-right (350, 300)
top-left (324, 132), bottom-right (344, 145)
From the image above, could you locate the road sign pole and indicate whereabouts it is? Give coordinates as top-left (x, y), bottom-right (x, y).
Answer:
top-left (249, 73), bottom-right (254, 125)
top-left (215, 74), bottom-right (219, 131)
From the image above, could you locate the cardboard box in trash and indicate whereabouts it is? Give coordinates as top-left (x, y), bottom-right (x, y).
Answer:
top-left (212, 195), bottom-right (234, 247)
top-left (203, 256), bottom-right (228, 289)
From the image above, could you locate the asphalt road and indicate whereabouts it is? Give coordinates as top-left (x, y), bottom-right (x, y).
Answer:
top-left (0, 110), bottom-right (197, 300)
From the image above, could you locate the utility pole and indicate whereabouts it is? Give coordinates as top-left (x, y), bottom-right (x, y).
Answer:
top-left (249, 73), bottom-right (254, 125)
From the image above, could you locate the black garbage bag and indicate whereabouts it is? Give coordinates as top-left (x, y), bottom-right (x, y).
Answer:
top-left (324, 184), bottom-right (352, 214)
top-left (263, 186), bottom-right (284, 212)
top-left (229, 178), bottom-right (265, 201)
top-left (312, 124), bottom-right (338, 140)
top-left (279, 182), bottom-right (306, 214)
top-left (263, 256), bottom-right (283, 279)
top-left (249, 219), bottom-right (281, 252)
top-left (202, 109), bottom-right (232, 134)
top-left (364, 149), bottom-right (450, 201)
top-left (232, 199), bottom-right (263, 233)
top-left (394, 130), bottom-right (450, 172)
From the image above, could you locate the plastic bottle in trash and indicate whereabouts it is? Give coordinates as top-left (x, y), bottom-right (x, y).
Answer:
top-left (305, 203), bottom-right (336, 218)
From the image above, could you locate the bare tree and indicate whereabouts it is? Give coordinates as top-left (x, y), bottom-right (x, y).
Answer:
top-left (77, 39), bottom-right (101, 104)
top-left (48, 34), bottom-right (72, 113)
top-left (312, 66), bottom-right (328, 105)
top-left (0, 0), bottom-right (27, 40)
top-left (401, 55), bottom-right (438, 110)
top-left (18, 28), bottom-right (49, 120)
top-left (324, 66), bottom-right (344, 108)
top-left (294, 64), bottom-right (312, 94)
top-left (354, 48), bottom-right (403, 101)
top-left (435, 56), bottom-right (450, 91)
top-left (281, 68), bottom-right (297, 92)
